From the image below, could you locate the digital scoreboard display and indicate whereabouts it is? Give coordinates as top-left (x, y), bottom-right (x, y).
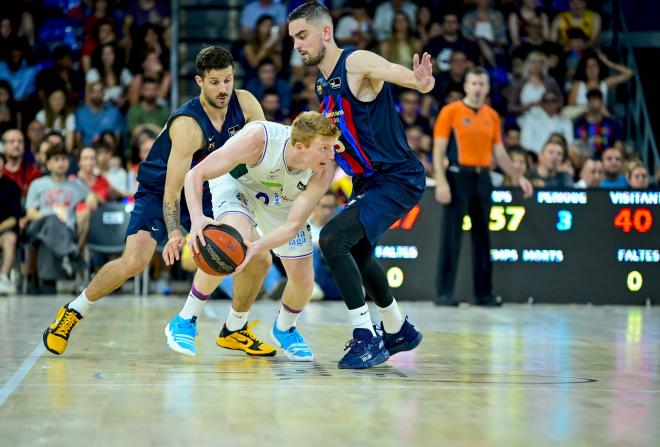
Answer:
top-left (376, 189), bottom-right (660, 304)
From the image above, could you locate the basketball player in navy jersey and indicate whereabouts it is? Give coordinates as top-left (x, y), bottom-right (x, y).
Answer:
top-left (288, 3), bottom-right (434, 369)
top-left (43, 46), bottom-right (278, 358)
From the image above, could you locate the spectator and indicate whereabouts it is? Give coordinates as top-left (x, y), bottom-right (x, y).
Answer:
top-left (75, 81), bottom-right (125, 147)
top-left (82, 19), bottom-right (119, 73)
top-left (35, 89), bottom-right (76, 153)
top-left (625, 161), bottom-right (649, 190)
top-left (378, 11), bottom-right (422, 68)
top-left (291, 67), bottom-right (320, 116)
top-left (510, 16), bottom-right (564, 85)
top-left (36, 44), bottom-right (84, 107)
top-left (240, 0), bottom-right (286, 40)
top-left (573, 89), bottom-right (623, 158)
top-left (334, 1), bottom-right (373, 51)
top-left (567, 50), bottom-right (633, 109)
top-left (398, 89), bottom-right (431, 138)
top-left (260, 88), bottom-right (289, 124)
top-left (373, 0), bottom-right (417, 42)
top-left (0, 37), bottom-right (40, 102)
top-left (519, 91), bottom-right (573, 153)
top-left (508, 0), bottom-right (549, 46)
top-left (406, 125), bottom-right (432, 176)
top-left (600, 147), bottom-right (627, 188)
top-left (35, 139), bottom-right (51, 172)
top-left (424, 12), bottom-right (480, 73)
top-left (574, 158), bottom-right (603, 188)
top-left (0, 17), bottom-right (15, 62)
top-left (122, 0), bottom-right (170, 45)
top-left (244, 15), bottom-right (284, 77)
top-left (126, 77), bottom-right (169, 136)
top-left (128, 50), bottom-right (170, 107)
top-left (504, 123), bottom-right (521, 148)
top-left (508, 51), bottom-right (562, 116)
top-left (309, 190), bottom-right (341, 300)
top-left (95, 142), bottom-right (130, 197)
top-left (415, 5), bottom-right (441, 48)
top-left (1, 128), bottom-right (41, 196)
top-left (25, 119), bottom-right (45, 161)
top-left (551, 0), bottom-right (601, 48)
top-left (461, 0), bottom-right (508, 67)
top-left (0, 79), bottom-right (20, 133)
top-left (127, 23), bottom-right (169, 74)
top-left (25, 144), bottom-right (95, 285)
top-left (0, 151), bottom-right (20, 294)
top-left (245, 58), bottom-right (291, 115)
top-left (129, 134), bottom-right (154, 193)
top-left (530, 140), bottom-right (574, 187)
top-left (86, 43), bottom-right (133, 107)
top-left (502, 145), bottom-right (532, 187)
top-left (563, 27), bottom-right (589, 84)
top-left (423, 50), bottom-right (469, 115)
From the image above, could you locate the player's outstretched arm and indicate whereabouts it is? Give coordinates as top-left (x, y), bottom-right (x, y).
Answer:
top-left (233, 163), bottom-right (335, 274)
top-left (184, 123), bottom-right (265, 254)
top-left (162, 116), bottom-right (204, 265)
top-left (348, 50), bottom-right (435, 94)
top-left (236, 89), bottom-right (266, 122)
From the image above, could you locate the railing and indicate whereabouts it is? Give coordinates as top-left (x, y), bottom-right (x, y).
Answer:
top-left (611, 0), bottom-right (659, 172)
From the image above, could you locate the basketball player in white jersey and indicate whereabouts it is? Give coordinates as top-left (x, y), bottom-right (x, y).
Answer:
top-left (166, 111), bottom-right (339, 361)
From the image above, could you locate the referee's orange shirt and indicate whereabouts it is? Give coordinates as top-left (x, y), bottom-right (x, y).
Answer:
top-left (433, 101), bottom-right (502, 168)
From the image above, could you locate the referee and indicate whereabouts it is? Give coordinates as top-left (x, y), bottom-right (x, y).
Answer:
top-left (432, 67), bottom-right (533, 306)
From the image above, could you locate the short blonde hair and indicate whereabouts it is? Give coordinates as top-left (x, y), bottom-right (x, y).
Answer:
top-left (290, 111), bottom-right (340, 146)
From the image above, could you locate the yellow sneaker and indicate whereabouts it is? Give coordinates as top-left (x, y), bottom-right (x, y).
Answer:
top-left (43, 304), bottom-right (82, 355)
top-left (216, 320), bottom-right (277, 357)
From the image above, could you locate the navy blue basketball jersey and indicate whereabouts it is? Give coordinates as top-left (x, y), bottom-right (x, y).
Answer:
top-left (137, 94), bottom-right (246, 194)
top-left (316, 49), bottom-right (413, 177)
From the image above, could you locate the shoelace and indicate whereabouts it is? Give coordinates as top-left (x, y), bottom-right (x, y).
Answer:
top-left (55, 312), bottom-right (78, 337)
top-left (343, 337), bottom-right (369, 354)
top-left (176, 319), bottom-right (198, 336)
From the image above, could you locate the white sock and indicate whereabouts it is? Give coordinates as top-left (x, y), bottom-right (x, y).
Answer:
top-left (179, 290), bottom-right (208, 320)
top-left (347, 304), bottom-right (375, 335)
top-left (226, 308), bottom-right (249, 331)
top-left (377, 298), bottom-right (404, 333)
top-left (68, 289), bottom-right (93, 316)
top-left (276, 304), bottom-right (301, 331)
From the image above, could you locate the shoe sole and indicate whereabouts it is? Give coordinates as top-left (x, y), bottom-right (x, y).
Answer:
top-left (164, 325), bottom-right (196, 357)
top-left (42, 328), bottom-right (64, 356)
top-left (338, 350), bottom-right (390, 369)
top-left (387, 332), bottom-right (423, 357)
top-left (216, 339), bottom-right (277, 357)
top-left (270, 329), bottom-right (314, 362)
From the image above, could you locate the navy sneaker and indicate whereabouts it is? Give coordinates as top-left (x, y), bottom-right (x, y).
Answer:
top-left (338, 328), bottom-right (390, 369)
top-left (379, 317), bottom-right (423, 356)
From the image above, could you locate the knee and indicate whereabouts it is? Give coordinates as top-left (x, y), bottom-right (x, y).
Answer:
top-left (319, 222), bottom-right (343, 258)
top-left (243, 249), bottom-right (272, 276)
top-left (287, 272), bottom-right (315, 296)
top-left (3, 232), bottom-right (17, 247)
top-left (122, 252), bottom-right (149, 276)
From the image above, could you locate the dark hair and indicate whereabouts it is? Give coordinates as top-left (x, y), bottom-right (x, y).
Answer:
top-left (566, 27), bottom-right (588, 41)
top-left (78, 145), bottom-right (96, 161)
top-left (586, 88), bottom-right (603, 100)
top-left (288, 2), bottom-right (332, 24)
top-left (196, 46), bottom-right (233, 77)
top-left (46, 143), bottom-right (68, 161)
top-left (262, 87), bottom-right (280, 97)
top-left (257, 57), bottom-right (276, 70)
top-left (93, 141), bottom-right (113, 153)
top-left (464, 66), bottom-right (489, 82)
top-left (45, 130), bottom-right (64, 142)
top-left (255, 14), bottom-right (275, 29)
top-left (92, 42), bottom-right (125, 80)
top-left (573, 50), bottom-right (607, 82)
top-left (52, 44), bottom-right (72, 61)
top-left (505, 123), bottom-right (521, 133)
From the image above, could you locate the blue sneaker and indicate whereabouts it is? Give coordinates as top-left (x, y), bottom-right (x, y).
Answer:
top-left (338, 328), bottom-right (390, 369)
top-left (165, 315), bottom-right (198, 357)
top-left (378, 317), bottom-right (423, 356)
top-left (271, 322), bottom-right (314, 361)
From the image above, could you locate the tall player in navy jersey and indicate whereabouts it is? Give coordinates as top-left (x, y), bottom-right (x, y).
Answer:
top-left (289, 3), bottom-right (434, 369)
top-left (43, 46), bottom-right (277, 358)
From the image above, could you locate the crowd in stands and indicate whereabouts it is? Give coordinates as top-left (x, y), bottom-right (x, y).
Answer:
top-left (0, 0), bottom-right (657, 295)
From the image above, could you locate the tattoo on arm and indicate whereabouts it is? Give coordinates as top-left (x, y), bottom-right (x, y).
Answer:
top-left (163, 199), bottom-right (180, 234)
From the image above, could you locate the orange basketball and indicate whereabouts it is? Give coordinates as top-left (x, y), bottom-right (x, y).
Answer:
top-left (192, 224), bottom-right (246, 275)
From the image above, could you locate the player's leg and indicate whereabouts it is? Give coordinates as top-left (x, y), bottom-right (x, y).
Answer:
top-left (43, 230), bottom-right (157, 355)
top-left (270, 255), bottom-right (315, 361)
top-left (0, 230), bottom-right (18, 294)
top-left (319, 206), bottom-right (390, 369)
top-left (468, 172), bottom-right (497, 306)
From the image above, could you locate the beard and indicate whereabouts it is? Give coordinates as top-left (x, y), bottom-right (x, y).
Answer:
top-left (205, 92), bottom-right (228, 110)
top-left (302, 47), bottom-right (325, 67)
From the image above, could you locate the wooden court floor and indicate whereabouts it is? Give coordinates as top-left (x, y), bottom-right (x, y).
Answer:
top-left (0, 296), bottom-right (659, 447)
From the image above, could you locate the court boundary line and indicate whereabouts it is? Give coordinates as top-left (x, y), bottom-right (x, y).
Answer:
top-left (0, 344), bottom-right (46, 407)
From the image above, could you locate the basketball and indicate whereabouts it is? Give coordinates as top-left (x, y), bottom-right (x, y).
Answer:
top-left (192, 224), bottom-right (246, 275)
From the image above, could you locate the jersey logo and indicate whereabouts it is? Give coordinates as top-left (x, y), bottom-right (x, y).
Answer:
top-left (297, 181), bottom-right (307, 191)
top-left (208, 136), bottom-right (216, 151)
top-left (334, 141), bottom-right (345, 153)
top-left (228, 125), bottom-right (240, 137)
top-left (329, 77), bottom-right (341, 89)
top-left (316, 81), bottom-right (323, 95)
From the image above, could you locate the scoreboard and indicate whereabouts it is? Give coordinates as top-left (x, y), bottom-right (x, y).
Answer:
top-left (376, 188), bottom-right (660, 304)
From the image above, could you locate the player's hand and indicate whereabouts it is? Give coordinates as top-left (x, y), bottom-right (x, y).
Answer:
top-left (435, 182), bottom-right (451, 204)
top-left (519, 176), bottom-right (534, 199)
top-left (413, 52), bottom-right (434, 94)
top-left (163, 229), bottom-right (185, 266)
top-left (188, 215), bottom-right (217, 255)
top-left (232, 240), bottom-right (256, 276)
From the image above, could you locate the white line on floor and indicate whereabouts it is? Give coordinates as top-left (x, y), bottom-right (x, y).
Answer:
top-left (0, 344), bottom-right (46, 407)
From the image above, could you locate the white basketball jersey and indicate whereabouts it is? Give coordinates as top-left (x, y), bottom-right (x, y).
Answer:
top-left (239, 121), bottom-right (313, 207)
